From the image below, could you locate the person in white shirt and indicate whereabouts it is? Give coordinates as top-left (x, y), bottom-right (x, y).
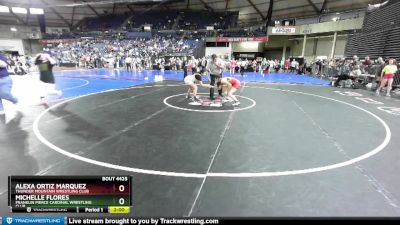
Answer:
top-left (269, 60), bottom-right (275, 73)
top-left (184, 73), bottom-right (213, 102)
top-left (239, 59), bottom-right (247, 77)
top-left (125, 55), bottom-right (132, 72)
top-left (108, 57), bottom-right (115, 69)
top-left (290, 59), bottom-right (298, 73)
top-left (350, 65), bottom-right (362, 78)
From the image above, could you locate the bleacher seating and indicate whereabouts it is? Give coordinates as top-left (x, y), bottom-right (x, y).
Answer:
top-left (382, 26), bottom-right (400, 58)
top-left (85, 14), bottom-right (127, 31)
top-left (44, 33), bottom-right (75, 39)
top-left (345, 29), bottom-right (388, 58)
top-left (127, 11), bottom-right (179, 30)
top-left (81, 10), bottom-right (238, 32)
top-left (218, 29), bottom-right (266, 37)
top-left (363, 0), bottom-right (400, 32)
top-left (176, 11), bottom-right (238, 30)
top-left (345, 0), bottom-right (400, 59)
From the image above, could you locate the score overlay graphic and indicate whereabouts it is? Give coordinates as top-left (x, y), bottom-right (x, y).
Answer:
top-left (8, 176), bottom-right (131, 213)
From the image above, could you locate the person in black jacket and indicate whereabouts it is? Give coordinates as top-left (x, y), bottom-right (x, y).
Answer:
top-left (182, 57), bottom-right (188, 79)
top-left (35, 50), bottom-right (62, 107)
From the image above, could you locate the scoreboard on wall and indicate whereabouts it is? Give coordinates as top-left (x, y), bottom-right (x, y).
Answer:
top-left (8, 176), bottom-right (131, 214)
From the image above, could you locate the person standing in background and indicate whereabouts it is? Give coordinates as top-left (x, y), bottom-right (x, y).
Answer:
top-left (182, 57), bottom-right (188, 79)
top-left (230, 58), bottom-right (237, 75)
top-left (290, 59), bottom-right (297, 73)
top-left (376, 59), bottom-right (397, 97)
top-left (125, 55), bottom-right (132, 72)
top-left (35, 49), bottom-right (62, 108)
top-left (239, 59), bottom-right (246, 77)
top-left (284, 58), bottom-right (290, 72)
top-left (274, 60), bottom-right (281, 73)
top-left (374, 57), bottom-right (385, 88)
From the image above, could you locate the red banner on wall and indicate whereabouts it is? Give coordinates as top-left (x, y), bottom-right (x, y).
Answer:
top-left (39, 39), bottom-right (74, 44)
top-left (215, 37), bottom-right (268, 42)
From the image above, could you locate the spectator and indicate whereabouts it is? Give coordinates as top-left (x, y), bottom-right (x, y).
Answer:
top-left (290, 59), bottom-right (298, 73)
top-left (230, 58), bottom-right (237, 75)
top-left (125, 55), bottom-right (133, 72)
top-left (14, 63), bottom-right (27, 75)
top-left (376, 59), bottom-right (397, 97)
top-left (334, 65), bottom-right (361, 87)
top-left (284, 58), bottom-right (290, 72)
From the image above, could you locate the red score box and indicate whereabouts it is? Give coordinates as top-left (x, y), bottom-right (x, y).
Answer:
top-left (113, 183), bottom-right (130, 194)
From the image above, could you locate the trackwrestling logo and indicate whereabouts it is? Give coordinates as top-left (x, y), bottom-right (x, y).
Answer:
top-left (1, 217), bottom-right (64, 225)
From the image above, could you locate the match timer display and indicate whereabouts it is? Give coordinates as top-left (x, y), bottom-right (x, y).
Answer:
top-left (8, 176), bottom-right (131, 214)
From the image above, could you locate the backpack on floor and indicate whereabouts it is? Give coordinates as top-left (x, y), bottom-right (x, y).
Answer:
top-left (338, 80), bottom-right (346, 88)
top-left (352, 82), bottom-right (361, 89)
top-left (344, 79), bottom-right (353, 88)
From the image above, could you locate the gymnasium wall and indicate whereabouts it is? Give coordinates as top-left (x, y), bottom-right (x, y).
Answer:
top-left (0, 24), bottom-right (69, 40)
top-left (0, 24), bottom-right (41, 39)
top-left (288, 35), bottom-right (347, 60)
top-left (205, 46), bottom-right (232, 59)
top-left (264, 34), bottom-right (347, 60)
top-left (232, 42), bottom-right (264, 52)
top-left (23, 39), bottom-right (43, 55)
top-left (267, 17), bottom-right (363, 36)
top-left (264, 36), bottom-right (286, 48)
top-left (0, 39), bottom-right (25, 55)
top-left (334, 36), bottom-right (346, 57)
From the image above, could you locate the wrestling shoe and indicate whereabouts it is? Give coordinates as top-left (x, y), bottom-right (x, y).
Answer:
top-left (39, 97), bottom-right (49, 109)
top-left (190, 97), bottom-right (201, 102)
top-left (222, 97), bottom-right (232, 103)
top-left (232, 101), bottom-right (241, 106)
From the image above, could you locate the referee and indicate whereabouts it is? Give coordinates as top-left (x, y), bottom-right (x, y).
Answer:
top-left (206, 54), bottom-right (225, 100)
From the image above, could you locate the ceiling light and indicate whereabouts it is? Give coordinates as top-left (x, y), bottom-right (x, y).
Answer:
top-left (0, 5), bottom-right (10, 13)
top-left (12, 7), bottom-right (27, 14)
top-left (30, 8), bottom-right (44, 15)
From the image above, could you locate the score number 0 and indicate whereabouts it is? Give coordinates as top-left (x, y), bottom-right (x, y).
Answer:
top-left (119, 184), bottom-right (126, 205)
